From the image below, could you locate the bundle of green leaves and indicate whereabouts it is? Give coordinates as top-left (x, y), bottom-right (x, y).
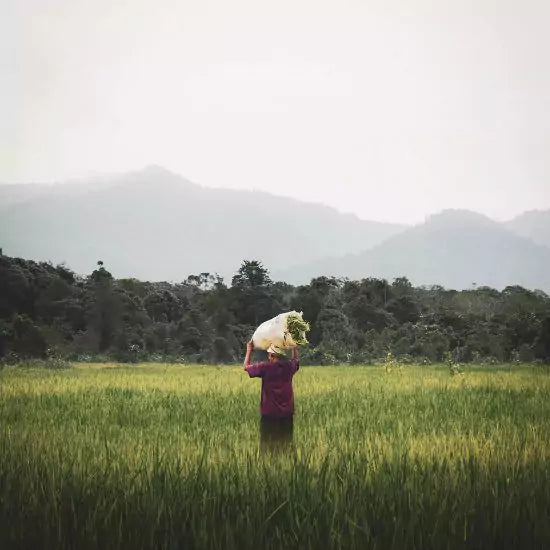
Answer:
top-left (286, 313), bottom-right (310, 345)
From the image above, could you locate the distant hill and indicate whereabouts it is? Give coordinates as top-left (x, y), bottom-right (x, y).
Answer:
top-left (275, 209), bottom-right (550, 291)
top-left (0, 166), bottom-right (405, 282)
top-left (505, 210), bottom-right (550, 248)
top-left (0, 174), bottom-right (118, 208)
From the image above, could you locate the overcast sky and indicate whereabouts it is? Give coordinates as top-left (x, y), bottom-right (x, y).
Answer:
top-left (2, 0), bottom-right (549, 223)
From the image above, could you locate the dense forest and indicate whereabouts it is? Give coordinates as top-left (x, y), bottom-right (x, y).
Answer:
top-left (1, 253), bottom-right (549, 365)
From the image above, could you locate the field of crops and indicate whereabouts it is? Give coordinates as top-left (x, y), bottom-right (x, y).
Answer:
top-left (1, 363), bottom-right (549, 550)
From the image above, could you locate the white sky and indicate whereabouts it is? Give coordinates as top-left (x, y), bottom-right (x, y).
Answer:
top-left (2, 0), bottom-right (549, 223)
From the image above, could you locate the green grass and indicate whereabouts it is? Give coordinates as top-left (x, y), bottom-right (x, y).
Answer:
top-left (1, 363), bottom-right (549, 550)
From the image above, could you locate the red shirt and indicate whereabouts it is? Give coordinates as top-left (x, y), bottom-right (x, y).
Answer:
top-left (246, 359), bottom-right (299, 417)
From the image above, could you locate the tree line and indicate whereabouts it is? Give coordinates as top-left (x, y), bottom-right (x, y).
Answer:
top-left (1, 253), bottom-right (549, 365)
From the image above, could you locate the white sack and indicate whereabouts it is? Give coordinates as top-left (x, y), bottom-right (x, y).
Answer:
top-left (252, 310), bottom-right (303, 350)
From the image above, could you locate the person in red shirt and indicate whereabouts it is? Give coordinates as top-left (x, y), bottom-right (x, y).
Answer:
top-left (243, 340), bottom-right (299, 453)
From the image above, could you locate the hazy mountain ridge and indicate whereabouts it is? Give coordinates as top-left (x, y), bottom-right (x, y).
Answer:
top-left (275, 209), bottom-right (550, 291)
top-left (0, 171), bottom-right (134, 208)
top-left (0, 166), bottom-right (405, 281)
top-left (505, 210), bottom-right (550, 248)
top-left (1, 167), bottom-right (548, 290)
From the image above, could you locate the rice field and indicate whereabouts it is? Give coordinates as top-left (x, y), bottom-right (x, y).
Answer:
top-left (1, 363), bottom-right (549, 550)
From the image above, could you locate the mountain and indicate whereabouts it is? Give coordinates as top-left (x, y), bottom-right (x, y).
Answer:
top-left (505, 210), bottom-right (550, 248)
top-left (275, 209), bottom-right (550, 292)
top-left (0, 173), bottom-right (119, 208)
top-left (0, 166), bottom-right (406, 282)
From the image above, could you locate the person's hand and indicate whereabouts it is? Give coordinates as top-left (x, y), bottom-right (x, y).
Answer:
top-left (246, 339), bottom-right (254, 352)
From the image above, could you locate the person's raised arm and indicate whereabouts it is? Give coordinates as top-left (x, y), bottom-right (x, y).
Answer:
top-left (244, 340), bottom-right (264, 377)
top-left (243, 340), bottom-right (254, 370)
top-left (291, 346), bottom-right (299, 372)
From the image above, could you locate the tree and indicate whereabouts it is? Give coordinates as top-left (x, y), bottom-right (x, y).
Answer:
top-left (144, 290), bottom-right (183, 322)
top-left (392, 276), bottom-right (413, 296)
top-left (230, 260), bottom-right (279, 327)
top-left (86, 261), bottom-right (120, 352)
top-left (11, 314), bottom-right (47, 358)
top-left (292, 277), bottom-right (341, 344)
top-left (2, 251), bottom-right (550, 364)
top-left (232, 260), bottom-right (272, 288)
top-left (316, 306), bottom-right (355, 356)
top-left (90, 260), bottom-right (113, 283)
top-left (386, 295), bottom-right (420, 324)
top-left (186, 272), bottom-right (223, 291)
top-left (0, 258), bottom-right (32, 317)
top-left (0, 319), bottom-right (12, 358)
top-left (535, 316), bottom-right (550, 363)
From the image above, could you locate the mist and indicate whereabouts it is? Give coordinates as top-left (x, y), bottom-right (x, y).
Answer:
top-left (3, 0), bottom-right (550, 223)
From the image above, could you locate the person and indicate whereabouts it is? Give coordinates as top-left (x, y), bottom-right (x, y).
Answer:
top-left (243, 340), bottom-right (299, 453)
